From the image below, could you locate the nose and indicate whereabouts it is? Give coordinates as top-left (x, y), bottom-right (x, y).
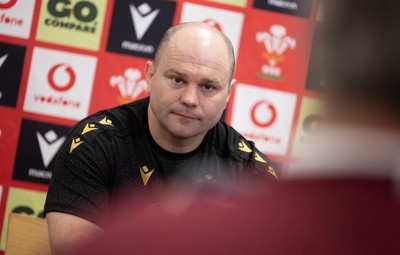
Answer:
top-left (180, 84), bottom-right (199, 108)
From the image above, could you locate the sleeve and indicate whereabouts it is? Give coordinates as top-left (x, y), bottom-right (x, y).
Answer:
top-left (44, 120), bottom-right (120, 226)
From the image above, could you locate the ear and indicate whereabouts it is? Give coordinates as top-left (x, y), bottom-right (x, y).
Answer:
top-left (226, 78), bottom-right (237, 103)
top-left (145, 61), bottom-right (155, 93)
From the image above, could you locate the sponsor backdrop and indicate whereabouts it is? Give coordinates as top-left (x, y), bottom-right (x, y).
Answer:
top-left (0, 0), bottom-right (322, 250)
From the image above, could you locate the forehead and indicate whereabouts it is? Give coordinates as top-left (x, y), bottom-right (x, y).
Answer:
top-left (158, 28), bottom-right (231, 81)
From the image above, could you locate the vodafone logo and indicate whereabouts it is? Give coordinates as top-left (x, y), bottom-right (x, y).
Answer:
top-left (231, 83), bottom-right (296, 156)
top-left (0, 0), bottom-right (22, 27)
top-left (203, 19), bottom-right (222, 31)
top-left (0, 0), bottom-right (35, 39)
top-left (33, 62), bottom-right (80, 109)
top-left (251, 100), bottom-right (277, 128)
top-left (47, 64), bottom-right (76, 92)
top-left (0, 0), bottom-right (17, 9)
top-left (24, 47), bottom-right (97, 120)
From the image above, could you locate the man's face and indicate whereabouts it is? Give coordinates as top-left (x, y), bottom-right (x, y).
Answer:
top-left (146, 28), bottom-right (235, 140)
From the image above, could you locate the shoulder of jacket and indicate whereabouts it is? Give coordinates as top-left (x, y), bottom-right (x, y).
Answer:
top-left (67, 112), bottom-right (129, 155)
top-left (214, 122), bottom-right (277, 179)
top-left (213, 123), bottom-right (252, 157)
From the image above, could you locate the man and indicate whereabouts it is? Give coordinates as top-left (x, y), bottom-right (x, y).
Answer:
top-left (44, 22), bottom-right (277, 255)
top-left (74, 1), bottom-right (400, 254)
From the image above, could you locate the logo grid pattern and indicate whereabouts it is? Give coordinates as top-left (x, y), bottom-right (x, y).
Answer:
top-left (0, 0), bottom-right (323, 245)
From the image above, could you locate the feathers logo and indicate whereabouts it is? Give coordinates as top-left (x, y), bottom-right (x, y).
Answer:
top-left (109, 68), bottom-right (147, 104)
top-left (256, 24), bottom-right (296, 81)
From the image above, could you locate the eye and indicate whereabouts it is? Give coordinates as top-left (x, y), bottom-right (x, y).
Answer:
top-left (202, 84), bottom-right (215, 92)
top-left (172, 77), bottom-right (184, 85)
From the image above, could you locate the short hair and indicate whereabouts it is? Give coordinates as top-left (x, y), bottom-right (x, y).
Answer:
top-left (154, 23), bottom-right (236, 81)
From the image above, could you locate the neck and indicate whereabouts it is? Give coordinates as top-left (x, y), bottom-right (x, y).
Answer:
top-left (147, 106), bottom-right (206, 153)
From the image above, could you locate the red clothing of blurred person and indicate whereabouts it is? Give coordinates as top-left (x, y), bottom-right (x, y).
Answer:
top-left (76, 177), bottom-right (400, 255)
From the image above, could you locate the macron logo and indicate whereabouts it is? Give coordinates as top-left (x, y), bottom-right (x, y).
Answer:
top-left (36, 130), bottom-right (66, 168)
top-left (129, 3), bottom-right (160, 41)
top-left (0, 54), bottom-right (8, 69)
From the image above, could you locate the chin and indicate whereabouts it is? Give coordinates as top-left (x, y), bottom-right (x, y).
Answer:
top-left (169, 125), bottom-right (204, 139)
top-left (171, 130), bottom-right (198, 139)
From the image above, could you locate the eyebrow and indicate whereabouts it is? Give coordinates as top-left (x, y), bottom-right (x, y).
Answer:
top-left (199, 78), bottom-right (219, 85)
top-left (166, 69), bottom-right (222, 86)
top-left (166, 69), bottom-right (187, 79)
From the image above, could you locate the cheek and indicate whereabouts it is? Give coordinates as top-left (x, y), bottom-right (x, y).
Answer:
top-left (201, 97), bottom-right (228, 119)
top-left (150, 79), bottom-right (179, 108)
top-left (149, 76), bottom-right (161, 93)
top-left (149, 77), bottom-right (167, 100)
top-left (149, 79), bottom-right (165, 112)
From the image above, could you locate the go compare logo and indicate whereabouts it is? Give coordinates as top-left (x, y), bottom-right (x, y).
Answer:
top-left (36, 0), bottom-right (107, 51)
top-left (44, 0), bottom-right (98, 33)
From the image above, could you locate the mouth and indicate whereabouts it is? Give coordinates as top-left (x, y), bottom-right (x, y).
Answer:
top-left (173, 112), bottom-right (199, 120)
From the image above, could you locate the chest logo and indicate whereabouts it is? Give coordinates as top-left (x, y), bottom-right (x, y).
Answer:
top-left (139, 165), bottom-right (154, 186)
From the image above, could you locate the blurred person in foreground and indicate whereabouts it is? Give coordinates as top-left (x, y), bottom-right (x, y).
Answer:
top-left (75, 1), bottom-right (400, 254)
top-left (44, 22), bottom-right (277, 255)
